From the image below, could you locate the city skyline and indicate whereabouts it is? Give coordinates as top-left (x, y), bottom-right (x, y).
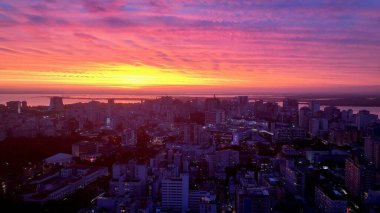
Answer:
top-left (1, 0), bottom-right (380, 93)
top-left (1, 95), bottom-right (379, 212)
top-left (2, 1), bottom-right (380, 212)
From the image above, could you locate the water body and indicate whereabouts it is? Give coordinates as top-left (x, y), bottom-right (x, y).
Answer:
top-left (321, 106), bottom-right (380, 117)
top-left (1, 94), bottom-right (379, 116)
top-left (0, 93), bottom-right (248, 106)
top-left (297, 103), bottom-right (380, 117)
top-left (0, 94), bottom-right (149, 106)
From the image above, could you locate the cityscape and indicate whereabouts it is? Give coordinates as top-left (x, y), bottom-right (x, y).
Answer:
top-left (1, 0), bottom-right (380, 213)
top-left (0, 95), bottom-right (380, 212)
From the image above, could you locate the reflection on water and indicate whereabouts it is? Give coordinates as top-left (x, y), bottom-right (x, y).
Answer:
top-left (0, 94), bottom-right (379, 116)
top-left (0, 94), bottom-right (281, 106)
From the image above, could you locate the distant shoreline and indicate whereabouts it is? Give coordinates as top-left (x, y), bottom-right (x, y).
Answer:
top-left (1, 93), bottom-right (380, 107)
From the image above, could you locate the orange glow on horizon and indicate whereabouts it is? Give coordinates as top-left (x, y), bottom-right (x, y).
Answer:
top-left (1, 0), bottom-right (379, 93)
top-left (1, 63), bottom-right (247, 90)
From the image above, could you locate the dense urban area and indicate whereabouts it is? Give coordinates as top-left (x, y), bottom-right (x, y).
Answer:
top-left (0, 95), bottom-right (379, 213)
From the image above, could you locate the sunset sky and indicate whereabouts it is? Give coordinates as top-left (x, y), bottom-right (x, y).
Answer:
top-left (1, 0), bottom-right (380, 94)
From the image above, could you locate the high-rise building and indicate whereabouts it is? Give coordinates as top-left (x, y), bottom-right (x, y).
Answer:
top-left (236, 187), bottom-right (272, 213)
top-left (364, 137), bottom-right (380, 170)
top-left (341, 109), bottom-right (354, 123)
top-left (21, 101), bottom-right (28, 109)
top-left (323, 106), bottom-right (340, 121)
top-left (206, 154), bottom-right (217, 178)
top-left (108, 99), bottom-right (115, 104)
top-left (216, 149), bottom-right (239, 172)
top-left (283, 98), bottom-right (299, 112)
top-left (161, 173), bottom-right (189, 213)
top-left (106, 99), bottom-right (115, 128)
top-left (367, 123), bottom-right (380, 138)
top-left (237, 96), bottom-right (249, 106)
top-left (315, 183), bottom-right (347, 213)
top-left (308, 118), bottom-right (328, 136)
top-left (284, 161), bottom-right (305, 196)
top-left (188, 190), bottom-right (209, 212)
top-left (6, 101), bottom-right (21, 114)
top-left (299, 106), bottom-right (311, 130)
top-left (282, 98), bottom-right (299, 125)
top-left (328, 127), bottom-right (359, 146)
top-left (112, 163), bottom-right (127, 180)
top-left (184, 123), bottom-right (202, 145)
top-left (135, 163), bottom-right (147, 183)
top-left (122, 129), bottom-right (137, 147)
top-left (237, 96), bottom-right (249, 116)
top-left (200, 194), bottom-right (217, 213)
top-left (273, 127), bottom-right (307, 143)
top-left (309, 118), bottom-right (320, 136)
top-left (204, 95), bottom-right (220, 111)
top-left (173, 151), bottom-right (182, 170)
top-left (72, 141), bottom-right (98, 157)
top-left (254, 101), bottom-right (279, 121)
top-left (345, 156), bottom-right (376, 198)
top-left (356, 110), bottom-right (378, 132)
top-left (88, 101), bottom-right (102, 124)
top-left (49, 96), bottom-right (64, 111)
top-left (205, 110), bottom-right (225, 126)
top-left (310, 100), bottom-right (320, 114)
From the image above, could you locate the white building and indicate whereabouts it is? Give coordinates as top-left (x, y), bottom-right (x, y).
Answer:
top-left (161, 173), bottom-right (189, 212)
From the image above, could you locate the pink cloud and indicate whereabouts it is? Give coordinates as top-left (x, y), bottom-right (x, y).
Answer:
top-left (0, 0), bottom-right (380, 92)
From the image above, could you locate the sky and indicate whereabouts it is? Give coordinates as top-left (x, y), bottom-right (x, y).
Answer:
top-left (1, 0), bottom-right (380, 94)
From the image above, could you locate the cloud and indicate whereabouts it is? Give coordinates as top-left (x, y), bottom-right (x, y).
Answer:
top-left (0, 0), bottom-right (380, 91)
top-left (74, 32), bottom-right (100, 41)
top-left (0, 47), bottom-right (19, 53)
top-left (80, 0), bottom-right (126, 13)
top-left (0, 37), bottom-right (9, 42)
top-left (0, 14), bottom-right (18, 26)
top-left (22, 48), bottom-right (47, 54)
top-left (0, 2), bottom-right (17, 12)
top-left (25, 14), bottom-right (71, 26)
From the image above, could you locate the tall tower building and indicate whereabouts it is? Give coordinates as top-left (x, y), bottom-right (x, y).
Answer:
top-left (236, 187), bottom-right (272, 213)
top-left (106, 98), bottom-right (115, 128)
top-left (184, 123), bottom-right (202, 145)
top-left (345, 156), bottom-right (375, 198)
top-left (237, 96), bottom-right (249, 116)
top-left (49, 96), bottom-right (64, 111)
top-left (356, 110), bottom-right (378, 131)
top-left (205, 110), bottom-right (225, 126)
top-left (283, 98), bottom-right (299, 112)
top-left (310, 100), bottom-right (320, 114)
top-left (315, 183), bottom-right (347, 213)
top-left (6, 101), bottom-right (21, 114)
top-left (122, 129), bottom-right (137, 147)
top-left (299, 106), bottom-right (311, 130)
top-left (161, 173), bottom-right (189, 212)
top-left (282, 98), bottom-right (299, 125)
top-left (364, 137), bottom-right (380, 170)
top-left (21, 101), bottom-right (28, 109)
top-left (204, 95), bottom-right (220, 111)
